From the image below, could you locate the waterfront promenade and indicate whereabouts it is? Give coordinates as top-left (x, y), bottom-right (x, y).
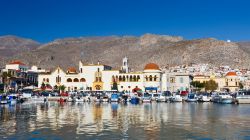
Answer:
top-left (0, 102), bottom-right (249, 140)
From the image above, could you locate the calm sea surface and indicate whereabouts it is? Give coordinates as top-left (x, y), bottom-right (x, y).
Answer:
top-left (0, 102), bottom-right (250, 140)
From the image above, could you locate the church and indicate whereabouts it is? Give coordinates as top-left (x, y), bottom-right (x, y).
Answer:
top-left (38, 57), bottom-right (170, 93)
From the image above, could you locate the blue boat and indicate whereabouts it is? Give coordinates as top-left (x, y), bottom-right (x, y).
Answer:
top-left (130, 96), bottom-right (140, 104)
top-left (0, 95), bottom-right (9, 104)
top-left (186, 93), bottom-right (198, 102)
top-left (111, 93), bottom-right (119, 102)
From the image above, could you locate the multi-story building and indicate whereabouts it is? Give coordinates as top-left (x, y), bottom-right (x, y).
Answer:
top-left (38, 58), bottom-right (182, 93)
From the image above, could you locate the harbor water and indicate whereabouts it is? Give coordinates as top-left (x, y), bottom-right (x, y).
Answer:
top-left (0, 102), bottom-right (250, 140)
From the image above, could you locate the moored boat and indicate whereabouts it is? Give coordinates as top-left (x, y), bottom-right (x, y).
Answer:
top-left (170, 94), bottom-right (183, 102)
top-left (212, 93), bottom-right (233, 104)
top-left (197, 93), bottom-right (211, 102)
top-left (142, 93), bottom-right (151, 103)
top-left (156, 91), bottom-right (171, 102)
top-left (111, 93), bottom-right (119, 102)
top-left (186, 93), bottom-right (198, 102)
top-left (236, 90), bottom-right (250, 104)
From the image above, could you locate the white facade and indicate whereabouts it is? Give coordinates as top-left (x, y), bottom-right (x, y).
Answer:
top-left (165, 72), bottom-right (192, 93)
top-left (38, 60), bottom-right (176, 93)
top-left (5, 61), bottom-right (28, 72)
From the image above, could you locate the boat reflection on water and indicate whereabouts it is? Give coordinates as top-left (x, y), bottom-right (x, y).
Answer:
top-left (0, 102), bottom-right (250, 139)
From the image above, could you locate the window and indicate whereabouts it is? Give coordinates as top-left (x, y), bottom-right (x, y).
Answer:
top-left (80, 68), bottom-right (82, 73)
top-left (128, 86), bottom-right (131, 88)
top-left (67, 78), bottom-right (72, 82)
top-left (170, 77), bottom-right (175, 83)
top-left (149, 75), bottom-right (153, 81)
top-left (73, 78), bottom-right (79, 82)
top-left (180, 77), bottom-right (184, 83)
top-left (80, 78), bottom-right (86, 82)
top-left (121, 86), bottom-right (123, 88)
top-left (154, 75), bottom-right (157, 81)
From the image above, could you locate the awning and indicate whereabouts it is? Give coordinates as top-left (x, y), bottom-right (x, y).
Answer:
top-left (145, 87), bottom-right (157, 90)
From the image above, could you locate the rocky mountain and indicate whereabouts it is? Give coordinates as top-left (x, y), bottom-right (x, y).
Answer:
top-left (0, 35), bottom-right (40, 63)
top-left (1, 34), bottom-right (250, 71)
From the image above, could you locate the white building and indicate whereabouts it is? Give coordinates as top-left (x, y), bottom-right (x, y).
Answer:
top-left (38, 58), bottom-right (180, 93)
top-left (4, 61), bottom-right (29, 72)
top-left (165, 72), bottom-right (192, 93)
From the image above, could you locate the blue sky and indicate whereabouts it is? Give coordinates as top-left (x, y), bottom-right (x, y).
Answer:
top-left (0, 0), bottom-right (250, 43)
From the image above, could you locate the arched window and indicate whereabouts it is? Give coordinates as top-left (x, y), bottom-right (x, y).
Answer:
top-left (112, 75), bottom-right (115, 82)
top-left (46, 78), bottom-right (49, 82)
top-left (123, 76), bottom-right (126, 81)
top-left (67, 78), bottom-right (72, 82)
top-left (129, 75), bottom-right (133, 82)
top-left (119, 76), bottom-right (122, 81)
top-left (137, 75), bottom-right (140, 82)
top-left (73, 78), bottom-right (79, 82)
top-left (43, 78), bottom-right (45, 82)
top-left (133, 75), bottom-right (137, 82)
top-left (145, 76), bottom-right (148, 81)
top-left (80, 68), bottom-right (82, 73)
top-left (80, 78), bottom-right (86, 82)
top-left (154, 75), bottom-right (157, 81)
top-left (149, 75), bottom-right (153, 81)
top-left (126, 75), bottom-right (129, 81)
top-left (116, 75), bottom-right (119, 82)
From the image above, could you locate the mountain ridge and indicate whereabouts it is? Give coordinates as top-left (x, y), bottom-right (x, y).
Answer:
top-left (1, 34), bottom-right (250, 71)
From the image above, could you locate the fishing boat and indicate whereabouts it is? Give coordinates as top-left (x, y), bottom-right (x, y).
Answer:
top-left (212, 93), bottom-right (233, 104)
top-left (170, 94), bottom-right (183, 102)
top-left (236, 90), bottom-right (250, 104)
top-left (156, 91), bottom-right (171, 102)
top-left (142, 93), bottom-right (151, 103)
top-left (130, 96), bottom-right (140, 104)
top-left (186, 93), bottom-right (198, 102)
top-left (111, 93), bottom-right (119, 102)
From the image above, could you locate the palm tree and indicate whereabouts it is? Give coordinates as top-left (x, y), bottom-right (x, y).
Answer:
top-left (59, 85), bottom-right (66, 93)
top-left (1, 72), bottom-right (12, 92)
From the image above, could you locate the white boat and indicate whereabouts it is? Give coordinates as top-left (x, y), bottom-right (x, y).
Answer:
top-left (197, 93), bottom-right (211, 102)
top-left (74, 97), bottom-right (84, 102)
top-left (156, 91), bottom-right (171, 102)
top-left (170, 94), bottom-right (183, 102)
top-left (67, 97), bottom-right (74, 102)
top-left (212, 93), bottom-right (233, 104)
top-left (236, 91), bottom-right (250, 104)
top-left (186, 93), bottom-right (198, 102)
top-left (102, 96), bottom-right (109, 102)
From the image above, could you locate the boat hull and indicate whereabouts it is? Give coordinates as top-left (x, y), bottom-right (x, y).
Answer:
top-left (237, 98), bottom-right (250, 104)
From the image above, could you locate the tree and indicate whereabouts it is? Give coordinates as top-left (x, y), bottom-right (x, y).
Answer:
top-left (239, 82), bottom-right (244, 89)
top-left (190, 81), bottom-right (204, 91)
top-left (54, 85), bottom-right (58, 90)
top-left (41, 82), bottom-right (45, 88)
top-left (204, 80), bottom-right (218, 91)
top-left (1, 72), bottom-right (12, 92)
top-left (112, 82), bottom-right (118, 91)
top-left (59, 85), bottom-right (66, 93)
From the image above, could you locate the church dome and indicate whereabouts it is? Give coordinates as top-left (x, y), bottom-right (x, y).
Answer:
top-left (226, 72), bottom-right (237, 76)
top-left (144, 63), bottom-right (160, 70)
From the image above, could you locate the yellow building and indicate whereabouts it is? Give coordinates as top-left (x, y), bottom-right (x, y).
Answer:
top-left (224, 72), bottom-right (240, 92)
top-left (193, 72), bottom-right (240, 92)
